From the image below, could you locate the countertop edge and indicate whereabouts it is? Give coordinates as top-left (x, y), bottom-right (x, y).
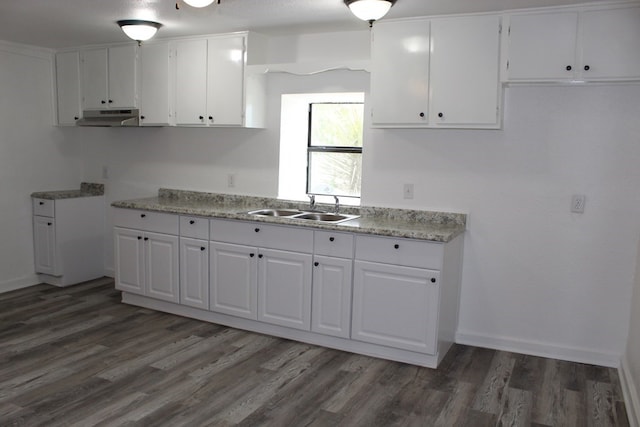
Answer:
top-left (111, 197), bottom-right (466, 243)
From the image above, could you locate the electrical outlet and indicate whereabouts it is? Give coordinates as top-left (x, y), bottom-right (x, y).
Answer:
top-left (227, 173), bottom-right (235, 188)
top-left (571, 194), bottom-right (585, 213)
top-left (403, 183), bottom-right (414, 199)
top-left (102, 166), bottom-right (109, 180)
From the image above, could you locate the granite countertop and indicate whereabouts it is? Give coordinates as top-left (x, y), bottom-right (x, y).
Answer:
top-left (112, 188), bottom-right (466, 243)
top-left (31, 183), bottom-right (105, 200)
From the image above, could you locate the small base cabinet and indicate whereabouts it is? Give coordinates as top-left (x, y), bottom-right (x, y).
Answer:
top-left (209, 241), bottom-right (257, 320)
top-left (32, 196), bottom-right (104, 287)
top-left (352, 261), bottom-right (439, 354)
top-left (258, 248), bottom-right (312, 331)
top-left (179, 216), bottom-right (210, 310)
top-left (311, 230), bottom-right (354, 339)
top-left (209, 219), bottom-right (314, 331)
top-left (113, 209), bottom-right (179, 303)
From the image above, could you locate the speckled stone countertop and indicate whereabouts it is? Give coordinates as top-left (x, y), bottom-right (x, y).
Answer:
top-left (112, 188), bottom-right (466, 243)
top-left (31, 182), bottom-right (105, 200)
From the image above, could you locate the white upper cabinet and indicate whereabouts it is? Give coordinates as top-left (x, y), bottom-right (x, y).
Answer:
top-left (207, 35), bottom-right (245, 126)
top-left (82, 45), bottom-right (137, 109)
top-left (506, 12), bottom-right (578, 81)
top-left (139, 42), bottom-right (172, 126)
top-left (506, 5), bottom-right (640, 82)
top-left (429, 15), bottom-right (501, 127)
top-left (371, 20), bottom-right (430, 126)
top-left (175, 38), bottom-right (208, 126)
top-left (580, 6), bottom-right (640, 80)
top-left (371, 14), bottom-right (502, 128)
top-left (55, 51), bottom-right (81, 125)
top-left (174, 33), bottom-right (266, 127)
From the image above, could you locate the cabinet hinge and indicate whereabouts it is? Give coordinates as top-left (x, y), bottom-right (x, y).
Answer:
top-left (499, 24), bottom-right (502, 34)
top-left (508, 26), bottom-right (511, 36)
top-left (506, 60), bottom-right (509, 70)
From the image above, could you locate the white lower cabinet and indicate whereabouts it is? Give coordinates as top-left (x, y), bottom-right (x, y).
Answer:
top-left (114, 209), bottom-right (179, 304)
top-left (311, 255), bottom-right (353, 338)
top-left (33, 216), bottom-right (58, 275)
top-left (115, 210), bottom-right (464, 368)
top-left (352, 261), bottom-right (440, 354)
top-left (209, 219), bottom-right (313, 331)
top-left (258, 248), bottom-right (312, 331)
top-left (179, 237), bottom-right (209, 310)
top-left (32, 196), bottom-right (104, 286)
top-left (209, 241), bottom-right (258, 320)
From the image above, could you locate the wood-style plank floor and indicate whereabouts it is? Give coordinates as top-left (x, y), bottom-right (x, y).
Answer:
top-left (0, 278), bottom-right (630, 426)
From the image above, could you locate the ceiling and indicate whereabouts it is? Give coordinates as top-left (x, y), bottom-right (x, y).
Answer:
top-left (0, 0), bottom-right (627, 49)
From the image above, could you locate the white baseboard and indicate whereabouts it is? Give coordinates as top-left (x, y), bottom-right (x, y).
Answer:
top-left (620, 355), bottom-right (640, 427)
top-left (456, 330), bottom-right (620, 368)
top-left (0, 274), bottom-right (40, 294)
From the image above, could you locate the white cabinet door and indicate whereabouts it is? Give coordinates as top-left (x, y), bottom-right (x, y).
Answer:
top-left (180, 238), bottom-right (209, 310)
top-left (207, 35), bottom-right (245, 126)
top-left (175, 39), bottom-right (208, 125)
top-left (108, 45), bottom-right (137, 108)
top-left (139, 42), bottom-right (171, 125)
top-left (145, 231), bottom-right (179, 303)
top-left (580, 6), bottom-right (640, 80)
top-left (371, 19), bottom-right (430, 126)
top-left (55, 51), bottom-right (81, 125)
top-left (210, 241), bottom-right (258, 320)
top-left (258, 248), bottom-right (312, 331)
top-left (507, 12), bottom-right (579, 81)
top-left (33, 216), bottom-right (57, 275)
top-left (82, 48), bottom-right (109, 109)
top-left (114, 227), bottom-right (145, 295)
top-left (311, 255), bottom-right (352, 338)
top-left (429, 15), bottom-right (501, 126)
top-left (352, 260), bottom-right (440, 354)
top-left (82, 46), bottom-right (136, 109)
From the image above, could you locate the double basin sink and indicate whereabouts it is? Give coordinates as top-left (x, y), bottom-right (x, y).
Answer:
top-left (246, 208), bottom-right (359, 224)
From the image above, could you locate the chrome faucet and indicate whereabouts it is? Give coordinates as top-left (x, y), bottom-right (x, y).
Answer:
top-left (308, 194), bottom-right (316, 211)
top-left (333, 196), bottom-right (340, 214)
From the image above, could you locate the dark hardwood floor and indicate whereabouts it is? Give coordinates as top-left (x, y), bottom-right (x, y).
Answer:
top-left (0, 278), bottom-right (630, 426)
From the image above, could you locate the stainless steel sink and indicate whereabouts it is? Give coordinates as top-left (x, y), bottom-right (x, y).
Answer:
top-left (292, 212), bottom-right (359, 223)
top-left (245, 208), bottom-right (359, 223)
top-left (246, 208), bottom-right (302, 217)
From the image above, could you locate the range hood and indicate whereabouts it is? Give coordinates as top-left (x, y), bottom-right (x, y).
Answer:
top-left (76, 109), bottom-right (140, 127)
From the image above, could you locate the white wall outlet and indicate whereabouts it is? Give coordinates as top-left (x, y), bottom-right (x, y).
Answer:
top-left (227, 173), bottom-right (235, 188)
top-left (571, 194), bottom-right (586, 213)
top-left (403, 183), bottom-right (414, 199)
top-left (102, 166), bottom-right (109, 180)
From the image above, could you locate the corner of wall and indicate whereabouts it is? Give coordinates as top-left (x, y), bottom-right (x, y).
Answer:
top-left (620, 354), bottom-right (640, 427)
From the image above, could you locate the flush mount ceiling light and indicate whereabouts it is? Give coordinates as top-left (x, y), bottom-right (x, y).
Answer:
top-left (117, 20), bottom-right (162, 44)
top-left (344, 0), bottom-right (396, 27)
top-left (183, 0), bottom-right (216, 7)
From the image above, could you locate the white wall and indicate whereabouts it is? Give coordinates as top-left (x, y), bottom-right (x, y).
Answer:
top-left (365, 83), bottom-right (640, 367)
top-left (622, 241), bottom-right (640, 425)
top-left (0, 42), bottom-right (83, 292)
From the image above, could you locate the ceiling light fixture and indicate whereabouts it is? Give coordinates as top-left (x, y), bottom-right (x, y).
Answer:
top-left (117, 20), bottom-right (162, 45)
top-left (183, 0), bottom-right (216, 7)
top-left (344, 0), bottom-right (396, 27)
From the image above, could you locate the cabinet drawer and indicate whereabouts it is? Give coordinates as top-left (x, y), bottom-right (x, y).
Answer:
top-left (113, 208), bottom-right (179, 235)
top-left (33, 198), bottom-right (55, 217)
top-left (180, 216), bottom-right (209, 239)
top-left (355, 235), bottom-right (443, 270)
top-left (314, 231), bottom-right (354, 259)
top-left (210, 219), bottom-right (313, 253)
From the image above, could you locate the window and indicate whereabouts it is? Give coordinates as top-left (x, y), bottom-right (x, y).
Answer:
top-left (307, 103), bottom-right (363, 198)
top-left (278, 93), bottom-right (365, 205)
